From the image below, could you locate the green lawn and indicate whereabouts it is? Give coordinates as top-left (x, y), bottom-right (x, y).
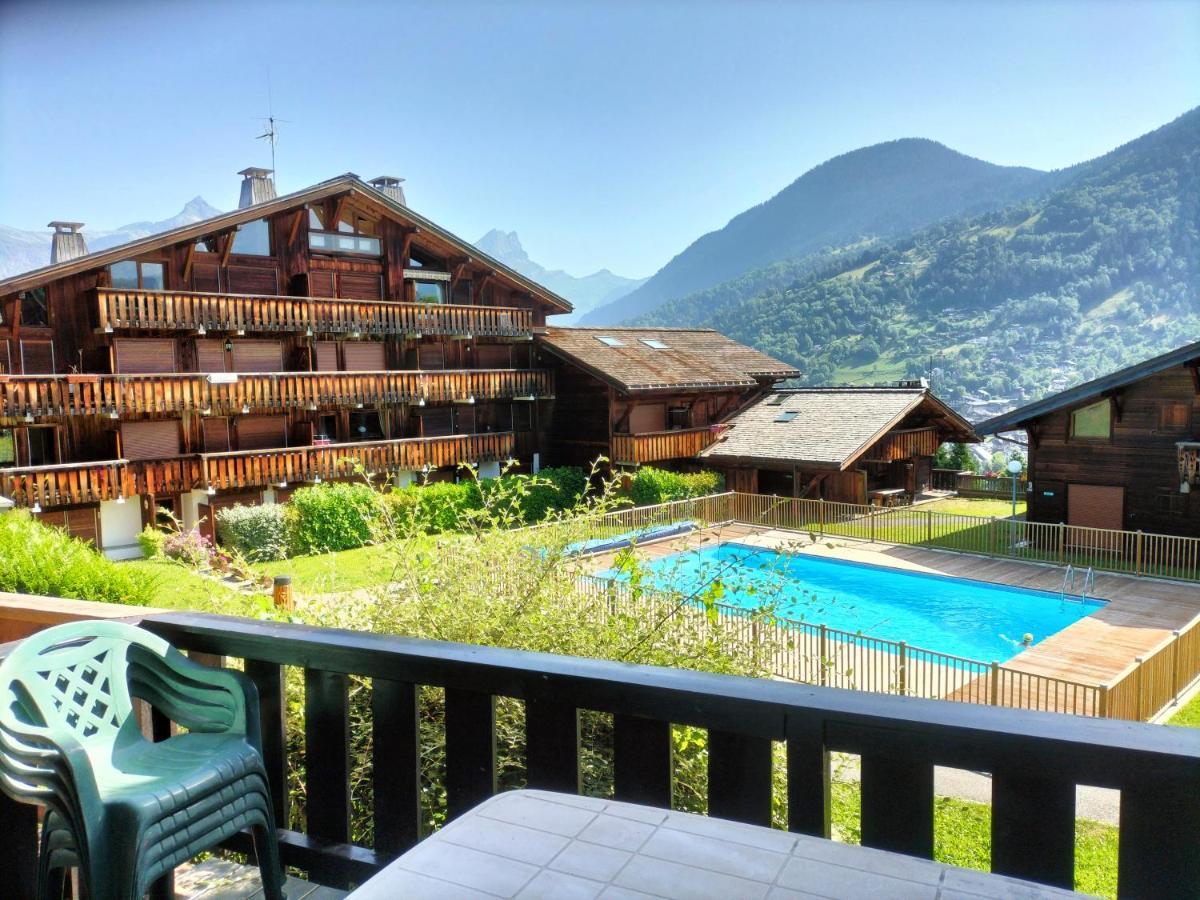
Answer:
top-left (830, 782), bottom-right (1117, 898)
top-left (253, 540), bottom-right (446, 594)
top-left (121, 558), bottom-right (266, 617)
top-left (1167, 691), bottom-right (1200, 727)
top-left (920, 497), bottom-right (1026, 518)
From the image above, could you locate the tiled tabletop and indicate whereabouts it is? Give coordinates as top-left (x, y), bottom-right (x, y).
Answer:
top-left (349, 789), bottom-right (1080, 899)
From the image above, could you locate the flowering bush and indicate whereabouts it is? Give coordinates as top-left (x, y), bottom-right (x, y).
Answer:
top-left (162, 528), bottom-right (215, 568)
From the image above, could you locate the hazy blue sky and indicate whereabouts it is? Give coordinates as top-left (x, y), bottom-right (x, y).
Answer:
top-left (2, 0), bottom-right (1197, 277)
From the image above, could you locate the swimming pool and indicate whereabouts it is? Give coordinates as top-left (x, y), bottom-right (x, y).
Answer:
top-left (600, 543), bottom-right (1104, 662)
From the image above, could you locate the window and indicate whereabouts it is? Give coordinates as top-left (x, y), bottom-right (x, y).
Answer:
top-left (775, 411), bottom-right (799, 423)
top-left (349, 411), bottom-right (385, 441)
top-left (0, 428), bottom-right (15, 465)
top-left (27, 427), bottom-right (58, 466)
top-left (414, 281), bottom-right (447, 304)
top-left (1160, 402), bottom-right (1190, 432)
top-left (231, 218), bottom-right (271, 255)
top-left (668, 406), bottom-right (691, 429)
top-left (109, 260), bottom-right (165, 289)
top-left (596, 336), bottom-right (625, 348)
top-left (19, 288), bottom-right (49, 327)
top-left (309, 215), bottom-right (380, 256)
top-left (1070, 399), bottom-right (1111, 439)
top-left (640, 338), bottom-right (670, 350)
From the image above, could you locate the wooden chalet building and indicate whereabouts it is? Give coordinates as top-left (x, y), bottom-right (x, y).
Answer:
top-left (977, 340), bottom-right (1200, 537)
top-left (700, 386), bottom-right (977, 503)
top-left (535, 327), bottom-right (799, 468)
top-left (0, 169), bottom-right (569, 556)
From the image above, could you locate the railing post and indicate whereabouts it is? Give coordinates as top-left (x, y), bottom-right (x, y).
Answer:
top-left (819, 624), bottom-right (828, 686)
top-left (1058, 522), bottom-right (1065, 564)
top-left (990, 661), bottom-right (1000, 706)
top-left (818, 498), bottom-right (825, 536)
top-left (1134, 657), bottom-right (1145, 721)
top-left (1099, 684), bottom-right (1109, 718)
top-left (870, 508), bottom-right (876, 543)
top-left (925, 509), bottom-right (933, 543)
top-left (897, 641), bottom-right (908, 695)
top-left (1135, 530), bottom-right (1144, 576)
top-left (1171, 631), bottom-right (1181, 703)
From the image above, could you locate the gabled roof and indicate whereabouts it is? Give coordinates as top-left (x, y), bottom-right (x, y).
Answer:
top-left (701, 387), bottom-right (977, 469)
top-left (0, 173), bottom-right (572, 313)
top-left (976, 339), bottom-right (1200, 434)
top-left (537, 327), bottom-right (800, 393)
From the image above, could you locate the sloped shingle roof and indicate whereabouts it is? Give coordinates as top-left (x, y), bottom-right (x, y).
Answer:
top-left (537, 327), bottom-right (799, 393)
top-left (701, 387), bottom-right (975, 469)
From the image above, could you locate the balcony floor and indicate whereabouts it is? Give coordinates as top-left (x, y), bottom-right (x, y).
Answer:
top-left (176, 858), bottom-right (347, 900)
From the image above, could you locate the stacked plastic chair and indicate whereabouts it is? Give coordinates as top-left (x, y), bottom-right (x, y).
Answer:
top-left (0, 620), bottom-right (283, 900)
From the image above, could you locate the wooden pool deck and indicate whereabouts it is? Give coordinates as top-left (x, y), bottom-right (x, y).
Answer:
top-left (582, 524), bottom-right (1200, 693)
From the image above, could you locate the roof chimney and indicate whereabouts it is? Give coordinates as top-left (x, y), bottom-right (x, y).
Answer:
top-left (369, 175), bottom-right (406, 206)
top-left (238, 167), bottom-right (277, 208)
top-left (48, 222), bottom-right (87, 264)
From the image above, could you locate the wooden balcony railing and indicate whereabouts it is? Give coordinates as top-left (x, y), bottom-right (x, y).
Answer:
top-left (0, 370), bottom-right (552, 418)
top-left (611, 426), bottom-right (721, 465)
top-left (97, 288), bottom-right (535, 337)
top-left (0, 609), bottom-right (1176, 893)
top-left (0, 457), bottom-right (200, 507)
top-left (200, 432), bottom-right (519, 491)
top-left (867, 426), bottom-right (942, 462)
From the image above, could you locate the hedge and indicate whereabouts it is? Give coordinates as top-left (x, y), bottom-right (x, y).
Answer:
top-left (629, 467), bottom-right (724, 506)
top-left (288, 482), bottom-right (385, 554)
top-left (216, 503), bottom-right (291, 562)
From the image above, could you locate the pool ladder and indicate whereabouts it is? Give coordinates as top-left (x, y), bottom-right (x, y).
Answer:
top-left (1060, 565), bottom-right (1095, 602)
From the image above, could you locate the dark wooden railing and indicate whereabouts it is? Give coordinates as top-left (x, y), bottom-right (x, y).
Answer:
top-left (957, 473), bottom-right (1029, 498)
top-left (13, 611), bottom-right (1176, 896)
top-left (200, 432), bottom-right (518, 490)
top-left (0, 457), bottom-right (200, 507)
top-left (0, 370), bottom-right (552, 417)
top-left (97, 288), bottom-right (535, 337)
top-left (931, 468), bottom-right (970, 491)
top-left (866, 426), bottom-right (941, 462)
top-left (611, 426), bottom-right (720, 465)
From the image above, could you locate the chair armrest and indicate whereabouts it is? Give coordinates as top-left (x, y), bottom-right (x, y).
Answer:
top-left (128, 645), bottom-right (256, 740)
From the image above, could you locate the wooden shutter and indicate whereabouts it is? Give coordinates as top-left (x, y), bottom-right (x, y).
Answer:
top-left (191, 263), bottom-right (221, 292)
top-left (418, 343), bottom-right (445, 370)
top-left (121, 420), bottom-right (182, 460)
top-left (34, 509), bottom-right (97, 545)
top-left (454, 407), bottom-right (475, 435)
top-left (418, 408), bottom-right (454, 437)
top-left (20, 340), bottom-right (54, 374)
top-left (338, 272), bottom-right (383, 301)
top-left (629, 404), bottom-right (667, 434)
top-left (203, 417), bottom-right (231, 452)
top-left (343, 342), bottom-right (385, 371)
top-left (475, 344), bottom-right (511, 369)
top-left (195, 340), bottom-right (228, 373)
top-left (231, 340), bottom-right (283, 373)
top-left (1068, 484), bottom-right (1124, 530)
top-left (227, 265), bottom-right (280, 295)
top-left (114, 338), bottom-right (176, 374)
top-left (308, 270), bottom-right (335, 296)
top-left (236, 415), bottom-right (287, 450)
top-left (314, 341), bottom-right (339, 372)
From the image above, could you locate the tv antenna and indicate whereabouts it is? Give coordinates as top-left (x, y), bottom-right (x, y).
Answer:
top-left (255, 71), bottom-right (290, 177)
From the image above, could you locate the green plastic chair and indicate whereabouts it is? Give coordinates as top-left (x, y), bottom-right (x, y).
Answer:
top-left (0, 620), bottom-right (283, 900)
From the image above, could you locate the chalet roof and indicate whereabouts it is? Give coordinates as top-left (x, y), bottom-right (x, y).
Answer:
top-left (701, 387), bottom-right (977, 470)
top-left (976, 338), bottom-right (1200, 434)
top-left (0, 173), bottom-right (572, 313)
top-left (537, 327), bottom-right (800, 393)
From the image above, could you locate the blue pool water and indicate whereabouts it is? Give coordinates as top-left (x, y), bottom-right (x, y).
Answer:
top-left (601, 543), bottom-right (1104, 662)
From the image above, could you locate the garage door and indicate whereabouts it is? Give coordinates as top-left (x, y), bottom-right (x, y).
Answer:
top-left (1068, 484), bottom-right (1124, 530)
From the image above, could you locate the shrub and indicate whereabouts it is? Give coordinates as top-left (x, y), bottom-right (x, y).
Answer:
top-left (138, 525), bottom-right (166, 558)
top-left (288, 482), bottom-right (384, 554)
top-left (216, 503), bottom-right (290, 562)
top-left (162, 528), bottom-right (215, 568)
top-left (0, 511), bottom-right (157, 606)
top-left (629, 466), bottom-right (724, 505)
top-left (519, 466), bottom-right (588, 522)
top-left (383, 480), bottom-right (482, 534)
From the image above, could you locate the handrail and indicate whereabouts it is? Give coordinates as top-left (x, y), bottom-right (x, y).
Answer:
top-left (116, 609), bottom-right (1198, 896)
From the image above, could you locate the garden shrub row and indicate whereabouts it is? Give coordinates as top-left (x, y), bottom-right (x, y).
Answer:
top-left (629, 466), bottom-right (724, 506)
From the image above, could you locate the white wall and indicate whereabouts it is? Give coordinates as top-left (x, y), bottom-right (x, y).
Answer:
top-left (393, 470), bottom-right (418, 488)
top-left (478, 460), bottom-right (502, 480)
top-left (179, 489), bottom-right (211, 531)
top-left (99, 497), bottom-right (144, 560)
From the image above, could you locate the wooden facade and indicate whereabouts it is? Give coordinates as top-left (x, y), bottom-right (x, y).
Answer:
top-left (0, 172), bottom-right (568, 549)
top-left (980, 352), bottom-right (1200, 537)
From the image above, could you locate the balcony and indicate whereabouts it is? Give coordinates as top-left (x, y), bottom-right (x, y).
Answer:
top-left (866, 426), bottom-right (942, 461)
top-left (611, 426), bottom-right (722, 465)
top-left (0, 369), bottom-right (553, 418)
top-left (2, 604), bottom-right (1193, 896)
top-left (200, 432), bottom-right (518, 490)
top-left (0, 434), bottom-right (518, 506)
top-left (96, 287), bottom-right (535, 337)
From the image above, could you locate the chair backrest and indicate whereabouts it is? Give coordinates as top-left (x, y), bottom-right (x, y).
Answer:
top-left (0, 621), bottom-right (171, 744)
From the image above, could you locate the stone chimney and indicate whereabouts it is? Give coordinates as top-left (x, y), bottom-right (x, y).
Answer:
top-left (48, 222), bottom-right (87, 264)
top-left (238, 167), bottom-right (277, 208)
top-left (369, 175), bottom-right (406, 206)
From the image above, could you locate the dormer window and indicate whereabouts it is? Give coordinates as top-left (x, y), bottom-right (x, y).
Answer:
top-left (109, 260), bottom-right (164, 290)
top-left (309, 213), bottom-right (381, 256)
top-left (231, 218), bottom-right (271, 256)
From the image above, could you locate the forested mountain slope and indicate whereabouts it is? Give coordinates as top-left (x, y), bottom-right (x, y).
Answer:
top-left (650, 107), bottom-right (1200, 413)
top-left (581, 138), bottom-right (1053, 325)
